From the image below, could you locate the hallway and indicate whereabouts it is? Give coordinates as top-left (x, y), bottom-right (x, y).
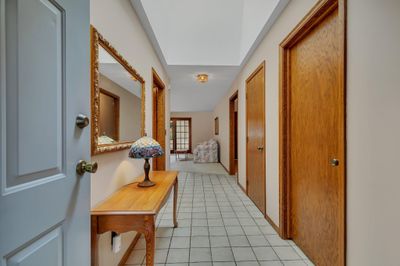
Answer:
top-left (125, 172), bottom-right (312, 265)
top-left (169, 155), bottom-right (227, 175)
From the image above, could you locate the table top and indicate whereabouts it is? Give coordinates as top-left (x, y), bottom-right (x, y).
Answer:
top-left (91, 171), bottom-right (178, 216)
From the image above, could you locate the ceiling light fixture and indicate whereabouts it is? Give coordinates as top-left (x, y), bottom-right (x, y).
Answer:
top-left (197, 74), bottom-right (208, 83)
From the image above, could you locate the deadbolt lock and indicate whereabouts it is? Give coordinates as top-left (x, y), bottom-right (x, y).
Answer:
top-left (76, 160), bottom-right (98, 175)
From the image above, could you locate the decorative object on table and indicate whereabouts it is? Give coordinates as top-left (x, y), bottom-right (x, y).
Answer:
top-left (129, 136), bottom-right (164, 187)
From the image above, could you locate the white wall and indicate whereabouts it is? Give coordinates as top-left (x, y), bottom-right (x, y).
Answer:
top-left (214, 0), bottom-right (318, 224)
top-left (347, 0), bottom-right (400, 264)
top-left (213, 97), bottom-right (230, 170)
top-left (214, 0), bottom-right (400, 264)
top-left (171, 112), bottom-right (214, 152)
top-left (90, 1), bottom-right (170, 265)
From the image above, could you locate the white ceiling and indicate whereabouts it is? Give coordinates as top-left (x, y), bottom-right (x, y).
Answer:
top-left (131, 0), bottom-right (289, 111)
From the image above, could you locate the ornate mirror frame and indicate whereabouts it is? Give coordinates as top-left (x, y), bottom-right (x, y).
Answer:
top-left (91, 26), bottom-right (145, 155)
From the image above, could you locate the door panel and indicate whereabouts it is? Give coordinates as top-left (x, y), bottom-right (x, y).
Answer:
top-left (0, 0), bottom-right (90, 265)
top-left (6, 227), bottom-right (62, 266)
top-left (246, 62), bottom-right (266, 215)
top-left (287, 7), bottom-right (343, 265)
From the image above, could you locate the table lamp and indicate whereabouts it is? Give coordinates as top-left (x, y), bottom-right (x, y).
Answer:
top-left (128, 136), bottom-right (164, 187)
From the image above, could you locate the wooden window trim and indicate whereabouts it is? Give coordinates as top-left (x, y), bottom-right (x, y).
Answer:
top-left (170, 117), bottom-right (192, 154)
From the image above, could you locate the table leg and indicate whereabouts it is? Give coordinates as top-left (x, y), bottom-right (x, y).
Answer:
top-left (91, 216), bottom-right (99, 266)
top-left (173, 179), bottom-right (178, 228)
top-left (144, 216), bottom-right (155, 266)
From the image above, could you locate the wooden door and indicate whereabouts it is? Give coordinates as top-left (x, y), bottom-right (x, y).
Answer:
top-left (0, 0), bottom-right (91, 265)
top-left (246, 62), bottom-right (266, 215)
top-left (153, 85), bottom-right (165, 170)
top-left (280, 1), bottom-right (346, 265)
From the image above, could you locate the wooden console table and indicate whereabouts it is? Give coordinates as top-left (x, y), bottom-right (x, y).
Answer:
top-left (91, 171), bottom-right (179, 266)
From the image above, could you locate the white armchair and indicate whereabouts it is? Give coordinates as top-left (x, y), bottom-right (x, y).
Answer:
top-left (193, 139), bottom-right (219, 163)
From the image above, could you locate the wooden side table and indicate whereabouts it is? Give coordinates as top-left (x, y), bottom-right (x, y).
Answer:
top-left (91, 171), bottom-right (179, 266)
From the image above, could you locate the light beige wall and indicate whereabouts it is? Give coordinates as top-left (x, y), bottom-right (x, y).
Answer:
top-left (213, 97), bottom-right (230, 169)
top-left (214, 0), bottom-right (318, 224)
top-left (347, 0), bottom-right (400, 264)
top-left (90, 1), bottom-right (170, 265)
top-left (171, 112), bottom-right (214, 152)
top-left (214, 0), bottom-right (400, 264)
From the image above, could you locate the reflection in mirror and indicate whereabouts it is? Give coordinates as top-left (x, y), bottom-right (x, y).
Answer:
top-left (97, 45), bottom-right (142, 145)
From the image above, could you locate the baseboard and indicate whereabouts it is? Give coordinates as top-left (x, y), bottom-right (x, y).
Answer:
top-left (220, 162), bottom-right (230, 174)
top-left (265, 214), bottom-right (281, 236)
top-left (238, 181), bottom-right (246, 194)
top-left (118, 232), bottom-right (141, 266)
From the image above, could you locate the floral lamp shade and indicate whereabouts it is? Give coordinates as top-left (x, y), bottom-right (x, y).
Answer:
top-left (129, 136), bottom-right (164, 159)
top-left (128, 136), bottom-right (164, 187)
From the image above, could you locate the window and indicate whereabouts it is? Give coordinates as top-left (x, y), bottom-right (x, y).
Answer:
top-left (170, 118), bottom-right (192, 153)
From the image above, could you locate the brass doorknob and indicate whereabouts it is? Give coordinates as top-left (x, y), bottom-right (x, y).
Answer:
top-left (76, 160), bottom-right (98, 175)
top-left (76, 114), bottom-right (89, 129)
top-left (257, 146), bottom-right (264, 151)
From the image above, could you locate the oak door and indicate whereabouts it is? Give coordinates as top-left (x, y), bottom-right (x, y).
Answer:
top-left (246, 62), bottom-right (266, 215)
top-left (0, 0), bottom-right (91, 265)
top-left (281, 2), bottom-right (346, 265)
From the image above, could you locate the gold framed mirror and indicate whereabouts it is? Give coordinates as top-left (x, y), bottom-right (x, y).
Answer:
top-left (91, 26), bottom-right (145, 155)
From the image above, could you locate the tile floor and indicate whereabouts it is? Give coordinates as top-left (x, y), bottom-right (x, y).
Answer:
top-left (169, 155), bottom-right (227, 175)
top-left (125, 172), bottom-right (313, 266)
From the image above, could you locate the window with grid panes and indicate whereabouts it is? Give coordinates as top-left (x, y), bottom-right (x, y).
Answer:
top-left (170, 118), bottom-right (191, 152)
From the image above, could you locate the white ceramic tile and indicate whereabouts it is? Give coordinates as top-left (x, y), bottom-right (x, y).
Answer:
top-left (273, 247), bottom-right (302, 261)
top-left (190, 248), bottom-right (212, 262)
top-left (171, 236), bottom-right (190, 248)
top-left (228, 236), bottom-right (250, 247)
top-left (232, 247), bottom-right (257, 261)
top-left (167, 248), bottom-right (190, 263)
top-left (253, 246), bottom-right (280, 261)
top-left (191, 236), bottom-right (210, 247)
top-left (156, 237), bottom-right (171, 249)
top-left (247, 235), bottom-right (270, 247)
top-left (211, 247), bottom-right (234, 262)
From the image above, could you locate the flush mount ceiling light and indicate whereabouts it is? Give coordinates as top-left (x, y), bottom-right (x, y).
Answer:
top-left (197, 74), bottom-right (208, 83)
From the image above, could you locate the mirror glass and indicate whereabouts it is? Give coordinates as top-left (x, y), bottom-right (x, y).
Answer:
top-left (97, 45), bottom-right (142, 145)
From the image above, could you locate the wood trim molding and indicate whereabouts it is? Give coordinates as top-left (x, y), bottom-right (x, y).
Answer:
top-left (152, 68), bottom-right (166, 170)
top-left (265, 214), bottom-right (280, 235)
top-left (220, 162), bottom-right (230, 175)
top-left (238, 181), bottom-right (246, 195)
top-left (90, 26), bottom-right (146, 155)
top-left (279, 0), bottom-right (346, 264)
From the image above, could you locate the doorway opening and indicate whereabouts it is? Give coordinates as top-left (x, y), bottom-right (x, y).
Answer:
top-left (152, 68), bottom-right (166, 170)
top-left (229, 91), bottom-right (239, 178)
top-left (170, 117), bottom-right (192, 160)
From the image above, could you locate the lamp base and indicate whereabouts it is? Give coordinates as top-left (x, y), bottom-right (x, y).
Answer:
top-left (138, 158), bottom-right (155, 188)
top-left (138, 179), bottom-right (155, 187)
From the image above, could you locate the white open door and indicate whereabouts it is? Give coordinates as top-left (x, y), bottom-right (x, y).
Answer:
top-left (0, 0), bottom-right (91, 265)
